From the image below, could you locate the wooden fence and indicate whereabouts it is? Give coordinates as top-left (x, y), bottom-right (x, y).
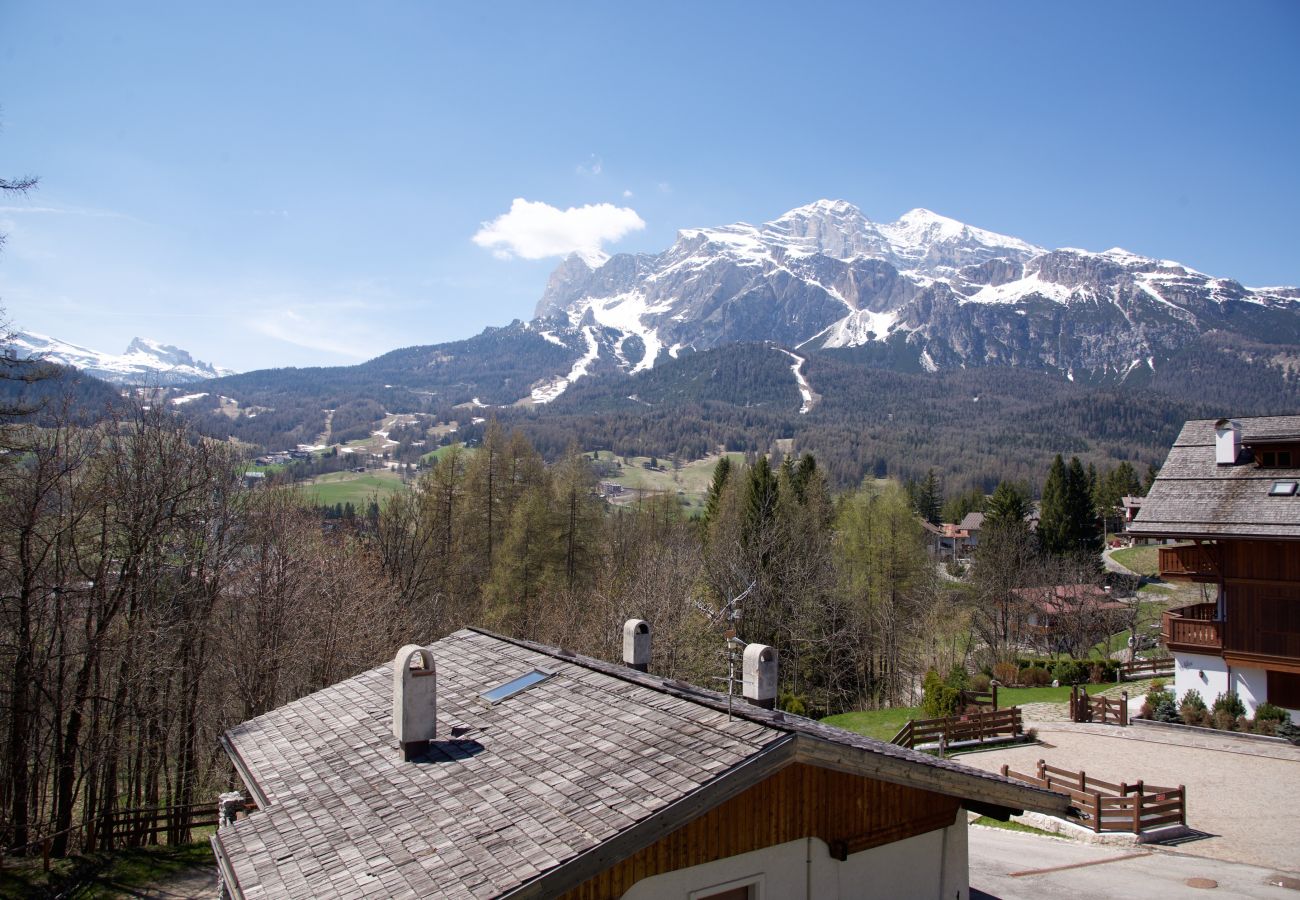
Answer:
top-left (1122, 656), bottom-right (1175, 681)
top-left (1070, 684), bottom-right (1128, 726)
top-left (1, 801), bottom-right (222, 870)
top-left (1000, 759), bottom-right (1185, 834)
top-left (891, 706), bottom-right (1022, 751)
top-left (958, 684), bottom-right (998, 710)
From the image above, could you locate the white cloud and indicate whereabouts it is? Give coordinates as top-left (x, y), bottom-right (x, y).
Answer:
top-left (472, 198), bottom-right (645, 264)
top-left (249, 308), bottom-right (380, 360)
top-left (576, 154), bottom-right (603, 176)
top-left (622, 189), bottom-right (634, 198)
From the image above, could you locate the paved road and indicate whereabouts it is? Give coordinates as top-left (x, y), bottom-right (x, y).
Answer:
top-left (960, 723), bottom-right (1300, 871)
top-left (971, 826), bottom-right (1300, 899)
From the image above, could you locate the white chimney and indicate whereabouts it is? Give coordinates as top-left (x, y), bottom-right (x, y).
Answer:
top-left (1215, 418), bottom-right (1241, 466)
top-left (623, 619), bottom-right (651, 672)
top-left (392, 644), bottom-right (436, 760)
top-left (742, 644), bottom-right (778, 709)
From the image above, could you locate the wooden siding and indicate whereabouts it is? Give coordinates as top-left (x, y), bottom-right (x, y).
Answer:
top-left (1220, 540), bottom-right (1300, 583)
top-left (559, 762), bottom-right (960, 900)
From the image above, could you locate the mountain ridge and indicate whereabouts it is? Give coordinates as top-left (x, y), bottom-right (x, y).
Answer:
top-left (9, 331), bottom-right (235, 385)
top-left (531, 199), bottom-right (1299, 396)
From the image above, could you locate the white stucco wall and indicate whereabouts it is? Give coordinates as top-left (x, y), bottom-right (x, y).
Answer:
top-left (1174, 652), bottom-right (1228, 706)
top-left (1175, 656), bottom-right (1299, 722)
top-left (621, 814), bottom-right (968, 900)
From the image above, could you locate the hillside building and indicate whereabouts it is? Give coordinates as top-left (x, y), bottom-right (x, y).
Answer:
top-left (1129, 416), bottom-right (1300, 721)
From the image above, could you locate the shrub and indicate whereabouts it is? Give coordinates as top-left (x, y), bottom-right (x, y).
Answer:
top-left (1212, 709), bottom-right (1237, 731)
top-left (969, 673), bottom-right (992, 693)
top-left (1052, 661), bottom-right (1083, 684)
top-left (1253, 702), bottom-right (1288, 723)
top-left (992, 661), bottom-right (1019, 686)
top-left (1019, 666), bottom-right (1052, 687)
top-left (1153, 697), bottom-right (1180, 723)
top-left (922, 669), bottom-right (961, 719)
top-left (1276, 718), bottom-right (1300, 745)
top-left (1235, 715), bottom-right (1251, 732)
top-left (1212, 692), bottom-right (1247, 719)
top-left (778, 691), bottom-right (807, 717)
top-left (1088, 663), bottom-right (1105, 684)
top-left (1180, 689), bottom-right (1207, 711)
top-left (1144, 683), bottom-right (1173, 713)
top-left (1254, 719), bottom-right (1277, 736)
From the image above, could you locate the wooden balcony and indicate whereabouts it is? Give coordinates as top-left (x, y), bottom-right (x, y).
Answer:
top-left (1162, 602), bottom-right (1223, 654)
top-left (1158, 544), bottom-right (1218, 583)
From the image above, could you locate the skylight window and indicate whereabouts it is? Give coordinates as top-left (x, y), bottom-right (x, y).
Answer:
top-left (479, 668), bottom-right (554, 705)
top-left (1269, 481), bottom-right (1298, 497)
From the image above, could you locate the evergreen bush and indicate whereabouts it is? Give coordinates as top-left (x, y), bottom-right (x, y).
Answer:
top-left (1252, 702), bottom-right (1288, 723)
top-left (1212, 692), bottom-right (1246, 719)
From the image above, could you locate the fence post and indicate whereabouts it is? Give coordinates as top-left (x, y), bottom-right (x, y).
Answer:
top-left (1000, 764), bottom-right (1009, 778)
top-left (1179, 785), bottom-right (1186, 826)
top-left (1093, 792), bottom-right (1103, 833)
top-left (1037, 759), bottom-right (1046, 782)
top-left (992, 683), bottom-right (998, 710)
top-left (1133, 791), bottom-right (1141, 833)
top-left (1121, 691), bottom-right (1128, 726)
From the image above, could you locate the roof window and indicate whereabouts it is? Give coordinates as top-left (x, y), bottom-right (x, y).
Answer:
top-left (1258, 450), bottom-right (1293, 468)
top-left (1269, 481), bottom-right (1298, 497)
top-left (479, 668), bottom-right (554, 705)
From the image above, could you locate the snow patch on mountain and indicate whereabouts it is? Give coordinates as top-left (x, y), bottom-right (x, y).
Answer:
top-left (531, 326), bottom-right (599, 403)
top-left (8, 331), bottom-right (234, 385)
top-left (776, 348), bottom-right (816, 414)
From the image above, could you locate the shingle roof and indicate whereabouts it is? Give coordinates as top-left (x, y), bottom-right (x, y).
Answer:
top-left (214, 628), bottom-right (1063, 899)
top-left (959, 512), bottom-right (985, 531)
top-left (1130, 415), bottom-right (1300, 540)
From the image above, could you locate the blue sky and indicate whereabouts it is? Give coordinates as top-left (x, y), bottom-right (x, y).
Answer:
top-left (1, 2), bottom-right (1298, 372)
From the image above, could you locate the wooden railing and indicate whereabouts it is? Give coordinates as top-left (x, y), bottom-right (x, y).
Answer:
top-left (1, 801), bottom-right (223, 869)
top-left (958, 685), bottom-right (997, 710)
top-left (1162, 603), bottom-right (1223, 652)
top-left (891, 707), bottom-right (1022, 751)
top-left (1069, 684), bottom-right (1128, 726)
top-left (1158, 544), bottom-right (1217, 581)
top-left (1000, 760), bottom-right (1186, 834)
top-left (1121, 656), bottom-right (1175, 680)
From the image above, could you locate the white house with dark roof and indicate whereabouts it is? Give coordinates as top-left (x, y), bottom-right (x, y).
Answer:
top-left (211, 627), bottom-right (1064, 899)
top-left (1129, 415), bottom-right (1300, 720)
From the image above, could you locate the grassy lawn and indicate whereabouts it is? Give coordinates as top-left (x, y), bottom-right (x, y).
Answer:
top-left (1109, 543), bottom-right (1192, 577)
top-left (420, 441), bottom-right (475, 465)
top-left (821, 707), bottom-right (918, 742)
top-left (995, 684), bottom-right (1075, 706)
top-left (970, 816), bottom-right (1057, 837)
top-left (0, 836), bottom-right (214, 899)
top-left (589, 451), bottom-right (744, 500)
top-left (300, 469), bottom-right (406, 507)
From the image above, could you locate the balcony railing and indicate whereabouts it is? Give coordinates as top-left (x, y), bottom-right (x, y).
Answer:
top-left (1162, 602), bottom-right (1222, 652)
top-left (1158, 545), bottom-right (1217, 581)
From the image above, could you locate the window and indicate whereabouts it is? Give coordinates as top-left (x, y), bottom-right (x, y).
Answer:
top-left (479, 668), bottom-right (553, 705)
top-left (1268, 481), bottom-right (1298, 497)
top-left (1268, 671), bottom-right (1300, 710)
top-left (1258, 449), bottom-right (1294, 468)
top-left (690, 876), bottom-right (761, 900)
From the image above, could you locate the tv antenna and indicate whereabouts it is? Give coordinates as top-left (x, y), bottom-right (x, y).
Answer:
top-left (695, 581), bottom-right (755, 720)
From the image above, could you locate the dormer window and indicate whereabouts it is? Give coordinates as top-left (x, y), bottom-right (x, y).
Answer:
top-left (1256, 448), bottom-right (1293, 468)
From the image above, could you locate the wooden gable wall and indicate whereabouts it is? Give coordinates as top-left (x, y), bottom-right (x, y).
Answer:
top-left (560, 762), bottom-right (960, 900)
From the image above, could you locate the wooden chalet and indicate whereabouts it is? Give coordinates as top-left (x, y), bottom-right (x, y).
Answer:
top-left (212, 627), bottom-right (1065, 899)
top-left (1129, 416), bottom-right (1300, 720)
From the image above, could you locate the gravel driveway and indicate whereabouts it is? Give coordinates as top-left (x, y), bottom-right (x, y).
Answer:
top-left (959, 723), bottom-right (1300, 871)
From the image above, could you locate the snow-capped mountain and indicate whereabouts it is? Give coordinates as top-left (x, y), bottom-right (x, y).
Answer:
top-left (8, 332), bottom-right (235, 385)
top-left (532, 200), bottom-right (1300, 385)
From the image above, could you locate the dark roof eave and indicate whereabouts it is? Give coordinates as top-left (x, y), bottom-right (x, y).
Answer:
top-left (219, 732), bottom-right (271, 809)
top-left (211, 831), bottom-right (245, 900)
top-left (1127, 527), bottom-right (1300, 542)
